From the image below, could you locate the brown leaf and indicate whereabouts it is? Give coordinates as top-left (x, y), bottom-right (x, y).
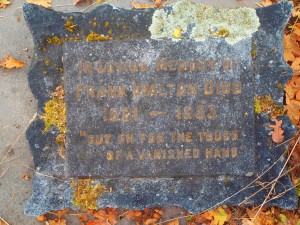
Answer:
top-left (53, 209), bottom-right (70, 220)
top-left (292, 57), bottom-right (300, 76)
top-left (269, 118), bottom-right (284, 143)
top-left (74, 0), bottom-right (86, 4)
top-left (284, 34), bottom-right (300, 62)
top-left (0, 0), bottom-right (10, 8)
top-left (26, 0), bottom-right (51, 8)
top-left (152, 0), bottom-right (167, 7)
top-left (130, 1), bottom-right (154, 8)
top-left (21, 172), bottom-right (30, 181)
top-left (166, 219), bottom-right (179, 225)
top-left (285, 95), bottom-right (300, 125)
top-left (48, 218), bottom-right (67, 225)
top-left (0, 56), bottom-right (24, 69)
top-left (36, 215), bottom-right (47, 222)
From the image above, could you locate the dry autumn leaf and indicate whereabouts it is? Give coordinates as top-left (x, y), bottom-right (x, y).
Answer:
top-left (26, 0), bottom-right (52, 8)
top-left (204, 207), bottom-right (231, 225)
top-left (166, 218), bottom-right (179, 225)
top-left (0, 56), bottom-right (24, 69)
top-left (21, 172), bottom-right (30, 181)
top-left (48, 218), bottom-right (67, 225)
top-left (269, 118), bottom-right (284, 143)
top-left (0, 0), bottom-right (10, 8)
top-left (131, 1), bottom-right (153, 8)
top-left (285, 94), bottom-right (300, 125)
top-left (284, 34), bottom-right (300, 62)
top-left (243, 208), bottom-right (274, 225)
top-left (152, 0), bottom-right (167, 7)
top-left (36, 215), bottom-right (46, 222)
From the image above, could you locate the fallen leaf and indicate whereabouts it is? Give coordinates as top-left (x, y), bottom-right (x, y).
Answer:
top-left (292, 57), bottom-right (300, 75)
top-left (269, 118), bottom-right (284, 143)
top-left (204, 207), bottom-right (231, 225)
top-left (285, 95), bottom-right (300, 125)
top-left (152, 0), bottom-right (167, 7)
top-left (257, 0), bottom-right (273, 7)
top-left (0, 56), bottom-right (25, 69)
top-left (54, 209), bottom-right (70, 220)
top-left (284, 34), bottom-right (300, 62)
top-left (48, 218), bottom-right (67, 225)
top-left (36, 215), bottom-right (47, 222)
top-left (26, 0), bottom-right (52, 8)
top-left (74, 0), bottom-right (86, 4)
top-left (0, 0), bottom-right (10, 8)
top-left (21, 172), bottom-right (30, 181)
top-left (166, 219), bottom-right (179, 225)
top-left (131, 1), bottom-right (154, 8)
top-left (243, 208), bottom-right (274, 225)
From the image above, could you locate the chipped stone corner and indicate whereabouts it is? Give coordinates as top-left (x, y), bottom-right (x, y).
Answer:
top-left (149, 0), bottom-right (260, 44)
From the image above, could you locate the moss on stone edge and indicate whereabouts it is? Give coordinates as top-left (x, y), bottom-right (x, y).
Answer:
top-left (71, 179), bottom-right (106, 210)
top-left (40, 86), bottom-right (66, 134)
top-left (149, 0), bottom-right (260, 44)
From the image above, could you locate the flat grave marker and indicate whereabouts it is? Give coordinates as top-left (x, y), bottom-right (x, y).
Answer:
top-left (64, 39), bottom-right (256, 178)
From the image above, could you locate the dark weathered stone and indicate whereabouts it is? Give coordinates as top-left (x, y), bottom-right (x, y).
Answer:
top-left (64, 39), bottom-right (256, 178)
top-left (23, 1), bottom-right (298, 217)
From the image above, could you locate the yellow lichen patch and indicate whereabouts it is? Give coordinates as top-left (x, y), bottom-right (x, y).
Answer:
top-left (105, 21), bottom-right (110, 27)
top-left (85, 31), bottom-right (111, 41)
top-left (65, 21), bottom-right (78, 32)
top-left (71, 179), bottom-right (106, 210)
top-left (40, 86), bottom-right (66, 134)
top-left (45, 60), bottom-right (51, 66)
top-left (254, 95), bottom-right (284, 118)
top-left (149, 0), bottom-right (260, 44)
top-left (47, 36), bottom-right (63, 45)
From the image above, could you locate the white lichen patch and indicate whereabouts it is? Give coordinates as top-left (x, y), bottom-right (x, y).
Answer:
top-left (149, 0), bottom-right (260, 44)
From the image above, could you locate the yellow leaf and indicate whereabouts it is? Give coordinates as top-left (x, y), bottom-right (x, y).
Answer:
top-left (0, 56), bottom-right (24, 69)
top-left (174, 28), bottom-right (182, 39)
top-left (204, 207), bottom-right (231, 225)
top-left (0, 0), bottom-right (10, 8)
top-left (26, 0), bottom-right (52, 8)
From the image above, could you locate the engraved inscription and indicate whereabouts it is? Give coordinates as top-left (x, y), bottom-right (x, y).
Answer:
top-left (64, 40), bottom-right (256, 177)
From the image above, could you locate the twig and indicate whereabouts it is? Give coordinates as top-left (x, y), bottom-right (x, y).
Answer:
top-left (53, 4), bottom-right (75, 8)
top-left (0, 113), bottom-right (37, 164)
top-left (252, 135), bottom-right (300, 220)
top-left (155, 146), bottom-right (293, 224)
top-left (0, 155), bottom-right (21, 165)
top-left (81, 1), bottom-right (97, 12)
top-left (0, 216), bottom-right (10, 225)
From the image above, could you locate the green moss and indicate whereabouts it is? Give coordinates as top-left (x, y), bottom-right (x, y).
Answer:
top-left (47, 36), bottom-right (63, 45)
top-left (70, 179), bottom-right (106, 210)
top-left (65, 21), bottom-right (78, 32)
top-left (149, 0), bottom-right (260, 44)
top-left (85, 31), bottom-right (111, 41)
top-left (254, 95), bottom-right (284, 118)
top-left (40, 86), bottom-right (66, 134)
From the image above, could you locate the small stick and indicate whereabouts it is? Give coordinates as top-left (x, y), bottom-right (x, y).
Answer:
top-left (0, 113), bottom-right (37, 164)
top-left (0, 216), bottom-right (10, 225)
top-left (0, 155), bottom-right (21, 165)
top-left (53, 4), bottom-right (75, 8)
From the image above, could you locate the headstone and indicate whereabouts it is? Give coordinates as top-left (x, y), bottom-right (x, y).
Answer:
top-left (23, 0), bottom-right (298, 216)
top-left (64, 39), bottom-right (257, 178)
